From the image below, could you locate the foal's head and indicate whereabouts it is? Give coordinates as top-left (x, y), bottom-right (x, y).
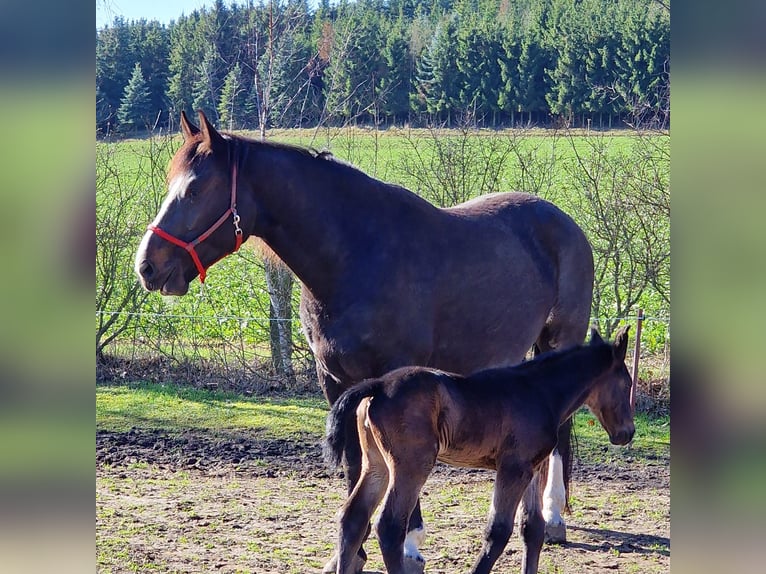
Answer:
top-left (134, 110), bottom-right (244, 295)
top-left (584, 326), bottom-right (635, 446)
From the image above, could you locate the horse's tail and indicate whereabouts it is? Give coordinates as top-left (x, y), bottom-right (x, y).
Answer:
top-left (558, 416), bottom-right (574, 512)
top-left (323, 378), bottom-right (386, 469)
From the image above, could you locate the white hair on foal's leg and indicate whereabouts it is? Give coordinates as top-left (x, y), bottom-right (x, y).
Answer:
top-left (542, 452), bottom-right (566, 527)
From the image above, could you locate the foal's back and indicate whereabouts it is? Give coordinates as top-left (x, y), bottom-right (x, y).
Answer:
top-left (369, 367), bottom-right (557, 471)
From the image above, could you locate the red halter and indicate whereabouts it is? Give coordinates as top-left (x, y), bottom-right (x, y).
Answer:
top-left (148, 163), bottom-right (243, 283)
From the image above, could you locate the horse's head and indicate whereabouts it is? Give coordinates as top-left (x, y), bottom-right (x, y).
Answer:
top-left (585, 326), bottom-right (635, 446)
top-left (134, 110), bottom-right (246, 295)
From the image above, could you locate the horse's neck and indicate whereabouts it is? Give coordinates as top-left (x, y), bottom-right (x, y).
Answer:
top-left (242, 147), bottom-right (362, 296)
top-left (543, 347), bottom-right (612, 424)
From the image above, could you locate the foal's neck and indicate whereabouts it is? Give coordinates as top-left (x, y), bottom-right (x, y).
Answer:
top-left (542, 345), bottom-right (613, 425)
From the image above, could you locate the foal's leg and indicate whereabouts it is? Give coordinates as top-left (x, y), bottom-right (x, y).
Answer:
top-left (470, 460), bottom-right (531, 574)
top-left (321, 377), bottom-right (370, 574)
top-left (375, 447), bottom-right (435, 574)
top-left (337, 466), bottom-right (388, 574)
top-left (519, 472), bottom-right (546, 574)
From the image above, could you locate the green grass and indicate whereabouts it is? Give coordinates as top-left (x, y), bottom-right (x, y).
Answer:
top-left (97, 382), bottom-right (670, 465)
top-left (97, 382), bottom-right (328, 438)
top-left (572, 407), bottom-right (670, 465)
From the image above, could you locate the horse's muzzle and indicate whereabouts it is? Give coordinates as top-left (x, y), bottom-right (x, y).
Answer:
top-left (138, 259), bottom-right (155, 283)
top-left (610, 426), bottom-right (635, 446)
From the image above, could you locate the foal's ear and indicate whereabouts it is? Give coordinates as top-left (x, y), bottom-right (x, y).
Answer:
top-left (589, 327), bottom-right (603, 345)
top-left (197, 109), bottom-right (226, 153)
top-left (613, 325), bottom-right (631, 360)
top-left (180, 111), bottom-right (200, 141)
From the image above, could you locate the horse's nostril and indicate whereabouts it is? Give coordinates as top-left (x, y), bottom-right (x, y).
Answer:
top-left (139, 260), bottom-right (154, 280)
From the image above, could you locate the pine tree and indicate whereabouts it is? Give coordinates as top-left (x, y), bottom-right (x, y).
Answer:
top-left (218, 62), bottom-right (246, 130)
top-left (414, 15), bottom-right (461, 123)
top-left (117, 63), bottom-right (153, 132)
top-left (192, 46), bottom-right (221, 123)
top-left (379, 18), bottom-right (412, 124)
top-left (167, 13), bottom-right (205, 117)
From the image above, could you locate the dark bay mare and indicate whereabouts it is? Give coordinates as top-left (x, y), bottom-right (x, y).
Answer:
top-left (134, 111), bottom-right (594, 571)
top-left (325, 327), bottom-right (634, 574)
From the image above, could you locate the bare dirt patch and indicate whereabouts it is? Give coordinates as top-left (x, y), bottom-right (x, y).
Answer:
top-left (97, 428), bottom-right (669, 573)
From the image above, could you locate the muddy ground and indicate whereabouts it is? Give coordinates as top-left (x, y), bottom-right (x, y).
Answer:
top-left (97, 428), bottom-right (669, 573)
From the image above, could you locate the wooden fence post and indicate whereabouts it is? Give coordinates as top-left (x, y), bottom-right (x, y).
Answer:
top-left (630, 308), bottom-right (644, 413)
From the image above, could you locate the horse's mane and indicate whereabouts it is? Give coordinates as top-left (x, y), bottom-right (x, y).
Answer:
top-left (225, 132), bottom-right (361, 172)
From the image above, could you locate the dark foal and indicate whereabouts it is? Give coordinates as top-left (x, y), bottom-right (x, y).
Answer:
top-left (325, 327), bottom-right (634, 574)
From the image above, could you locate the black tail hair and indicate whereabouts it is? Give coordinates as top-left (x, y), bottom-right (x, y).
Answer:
top-left (323, 378), bottom-right (386, 469)
top-left (559, 416), bottom-right (575, 512)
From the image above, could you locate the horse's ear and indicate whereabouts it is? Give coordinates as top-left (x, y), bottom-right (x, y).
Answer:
top-left (589, 327), bottom-right (603, 345)
top-left (197, 109), bottom-right (226, 153)
top-left (614, 325), bottom-right (630, 360)
top-left (180, 111), bottom-right (200, 141)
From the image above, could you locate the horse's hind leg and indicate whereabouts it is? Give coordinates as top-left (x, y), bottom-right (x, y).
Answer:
top-left (538, 234), bottom-right (592, 543)
top-left (519, 472), bottom-right (545, 574)
top-left (535, 329), bottom-right (578, 543)
top-left (540, 444), bottom-right (567, 543)
top-left (404, 500), bottom-right (426, 564)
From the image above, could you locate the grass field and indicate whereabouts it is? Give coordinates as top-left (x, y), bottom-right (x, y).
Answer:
top-left (96, 381), bottom-right (668, 449)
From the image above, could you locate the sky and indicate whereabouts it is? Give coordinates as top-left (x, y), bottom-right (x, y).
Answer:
top-left (97, 0), bottom-right (223, 29)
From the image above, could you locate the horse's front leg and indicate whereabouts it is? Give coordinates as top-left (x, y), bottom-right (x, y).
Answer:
top-left (470, 460), bottom-right (531, 574)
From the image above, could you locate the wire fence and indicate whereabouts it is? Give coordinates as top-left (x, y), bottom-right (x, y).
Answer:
top-left (96, 306), bottom-right (670, 413)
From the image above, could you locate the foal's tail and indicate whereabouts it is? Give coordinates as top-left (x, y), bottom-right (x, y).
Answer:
top-left (323, 378), bottom-right (386, 469)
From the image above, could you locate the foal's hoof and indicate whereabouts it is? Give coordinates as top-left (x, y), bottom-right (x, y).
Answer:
top-left (544, 522), bottom-right (567, 544)
top-left (403, 554), bottom-right (426, 574)
top-left (321, 552), bottom-right (366, 574)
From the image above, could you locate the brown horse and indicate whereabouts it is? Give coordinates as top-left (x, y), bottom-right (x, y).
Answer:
top-left (325, 327), bottom-right (634, 574)
top-left (134, 111), bottom-right (594, 571)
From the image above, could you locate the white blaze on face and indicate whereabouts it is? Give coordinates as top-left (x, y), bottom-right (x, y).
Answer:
top-left (134, 169), bottom-right (197, 278)
top-left (151, 170), bottom-right (197, 227)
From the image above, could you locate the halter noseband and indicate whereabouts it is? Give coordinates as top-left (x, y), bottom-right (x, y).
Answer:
top-left (148, 163), bottom-right (243, 283)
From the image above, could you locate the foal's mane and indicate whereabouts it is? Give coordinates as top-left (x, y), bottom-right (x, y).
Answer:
top-left (471, 340), bottom-right (613, 389)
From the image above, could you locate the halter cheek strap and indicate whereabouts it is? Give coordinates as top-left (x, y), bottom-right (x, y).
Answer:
top-left (148, 163), bottom-right (243, 283)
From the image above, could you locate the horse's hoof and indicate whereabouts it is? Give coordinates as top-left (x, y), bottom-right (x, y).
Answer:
top-left (544, 522), bottom-right (567, 544)
top-left (321, 555), bottom-right (336, 574)
top-left (403, 554), bottom-right (426, 574)
top-left (322, 552), bottom-right (366, 574)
